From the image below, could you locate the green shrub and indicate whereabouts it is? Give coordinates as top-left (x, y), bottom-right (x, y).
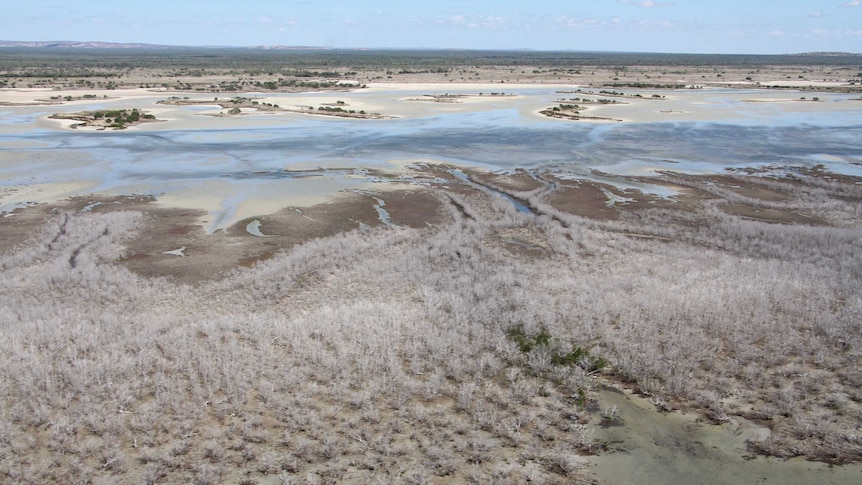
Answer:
top-left (507, 325), bottom-right (606, 373)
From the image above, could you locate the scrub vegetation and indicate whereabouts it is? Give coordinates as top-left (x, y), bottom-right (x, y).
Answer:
top-left (1, 47), bottom-right (860, 93)
top-left (1, 164), bottom-right (860, 483)
top-left (48, 108), bottom-right (159, 129)
top-left (157, 96), bottom-right (382, 119)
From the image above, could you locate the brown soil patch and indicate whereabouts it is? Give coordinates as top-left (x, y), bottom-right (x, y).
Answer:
top-left (797, 165), bottom-right (862, 186)
top-left (115, 189), bottom-right (444, 283)
top-left (720, 204), bottom-right (826, 225)
top-left (0, 204), bottom-right (57, 255)
top-left (697, 174), bottom-right (794, 202)
top-left (371, 190), bottom-right (446, 227)
top-left (0, 195), bottom-right (155, 256)
top-left (492, 227), bottom-right (551, 259)
top-left (540, 175), bottom-right (707, 222)
top-left (470, 169), bottom-right (544, 193)
top-left (1, 188), bottom-right (445, 283)
top-left (4, 169), bottom-right (845, 284)
top-left (544, 180), bottom-right (620, 220)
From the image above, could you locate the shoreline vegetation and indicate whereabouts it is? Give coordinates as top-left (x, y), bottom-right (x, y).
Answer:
top-left (157, 95), bottom-right (390, 119)
top-left (539, 102), bottom-right (623, 122)
top-left (48, 108), bottom-right (161, 129)
top-left (540, 89), bottom-right (666, 122)
top-left (404, 92), bottom-right (516, 103)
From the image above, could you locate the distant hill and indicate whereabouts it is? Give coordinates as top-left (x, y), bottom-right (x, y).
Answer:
top-left (1, 41), bottom-right (859, 57)
top-left (791, 51), bottom-right (862, 57)
top-left (0, 40), bottom-right (326, 50)
top-left (0, 40), bottom-right (180, 49)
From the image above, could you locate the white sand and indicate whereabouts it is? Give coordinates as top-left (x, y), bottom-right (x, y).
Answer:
top-left (362, 82), bottom-right (579, 92)
top-left (0, 87), bottom-right (169, 106)
top-left (758, 80), bottom-right (851, 88)
top-left (0, 181), bottom-right (99, 213)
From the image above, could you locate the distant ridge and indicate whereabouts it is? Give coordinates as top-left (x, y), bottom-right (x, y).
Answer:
top-left (245, 45), bottom-right (331, 50)
top-left (0, 40), bottom-right (181, 49)
top-left (0, 40), bottom-right (330, 50)
top-left (790, 51), bottom-right (862, 57)
top-left (1, 41), bottom-right (860, 56)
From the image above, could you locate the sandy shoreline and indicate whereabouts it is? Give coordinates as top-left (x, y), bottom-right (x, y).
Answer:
top-left (0, 87), bottom-right (170, 105)
top-left (0, 180), bottom-right (99, 213)
top-left (5, 84), bottom-right (860, 134)
top-left (4, 80), bottom-right (859, 134)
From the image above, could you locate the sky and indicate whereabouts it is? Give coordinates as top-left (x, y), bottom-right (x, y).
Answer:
top-left (2, 0), bottom-right (861, 54)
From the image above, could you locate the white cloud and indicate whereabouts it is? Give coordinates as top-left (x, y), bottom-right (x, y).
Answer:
top-left (259, 17), bottom-right (272, 24)
top-left (618, 0), bottom-right (674, 7)
top-left (556, 15), bottom-right (686, 34)
top-left (768, 30), bottom-right (785, 36)
top-left (810, 28), bottom-right (862, 37)
top-left (808, 10), bottom-right (825, 17)
top-left (841, 0), bottom-right (860, 6)
top-left (480, 16), bottom-right (506, 28)
top-left (449, 14), bottom-right (506, 29)
top-left (556, 16), bottom-right (604, 29)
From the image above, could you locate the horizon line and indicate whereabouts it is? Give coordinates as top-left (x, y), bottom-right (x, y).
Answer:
top-left (1, 40), bottom-right (860, 57)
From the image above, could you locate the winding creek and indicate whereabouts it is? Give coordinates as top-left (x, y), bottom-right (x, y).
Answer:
top-left (448, 168), bottom-right (535, 214)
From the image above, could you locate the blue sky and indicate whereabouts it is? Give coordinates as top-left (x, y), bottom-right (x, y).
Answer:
top-left (3, 0), bottom-right (861, 54)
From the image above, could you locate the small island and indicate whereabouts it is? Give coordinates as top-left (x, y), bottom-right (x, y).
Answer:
top-left (405, 92), bottom-right (514, 103)
top-left (49, 108), bottom-right (161, 130)
top-left (540, 102), bottom-right (622, 122)
top-left (558, 89), bottom-right (668, 100)
top-left (158, 96), bottom-right (391, 119)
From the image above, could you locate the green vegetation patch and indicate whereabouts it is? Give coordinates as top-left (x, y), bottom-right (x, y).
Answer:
top-left (49, 108), bottom-right (158, 129)
top-left (507, 325), bottom-right (607, 373)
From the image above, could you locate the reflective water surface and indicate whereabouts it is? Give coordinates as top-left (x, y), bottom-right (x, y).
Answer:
top-left (2, 87), bottom-right (861, 228)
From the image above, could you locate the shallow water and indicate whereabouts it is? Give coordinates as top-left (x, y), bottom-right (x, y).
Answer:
top-left (448, 168), bottom-right (534, 214)
top-left (1, 87), bottom-right (861, 228)
top-left (246, 219), bottom-right (267, 237)
top-left (371, 197), bottom-right (396, 227)
top-left (587, 387), bottom-right (862, 485)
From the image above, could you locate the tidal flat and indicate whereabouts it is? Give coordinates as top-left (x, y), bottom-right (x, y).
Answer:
top-left (2, 70), bottom-right (862, 483)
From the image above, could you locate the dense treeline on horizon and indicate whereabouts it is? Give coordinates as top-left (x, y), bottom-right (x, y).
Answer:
top-left (1, 46), bottom-right (860, 73)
